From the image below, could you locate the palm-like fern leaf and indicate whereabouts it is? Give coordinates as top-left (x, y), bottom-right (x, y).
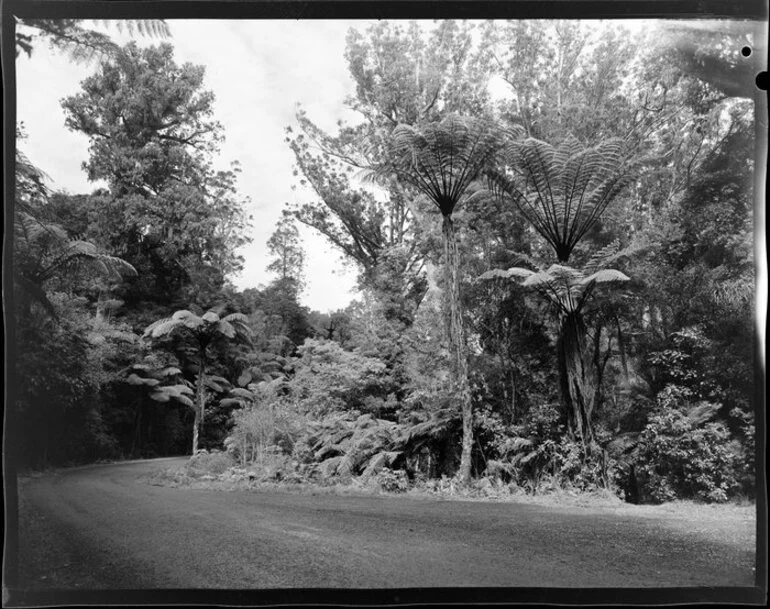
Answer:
top-left (229, 387), bottom-right (256, 400)
top-left (488, 135), bottom-right (639, 262)
top-left (150, 383), bottom-right (194, 408)
top-left (580, 269), bottom-right (630, 286)
top-left (127, 373), bottom-right (161, 387)
top-left (144, 317), bottom-right (181, 339)
top-left (46, 240), bottom-right (137, 282)
top-left (366, 115), bottom-right (507, 216)
top-left (582, 239), bottom-right (650, 275)
top-left (477, 266), bottom-right (536, 282)
top-left (18, 19), bottom-right (170, 63)
top-left (485, 263), bottom-right (630, 315)
top-left (96, 19), bottom-right (171, 39)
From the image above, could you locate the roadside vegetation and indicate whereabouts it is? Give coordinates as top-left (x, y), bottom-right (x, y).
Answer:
top-left (11, 19), bottom-right (760, 507)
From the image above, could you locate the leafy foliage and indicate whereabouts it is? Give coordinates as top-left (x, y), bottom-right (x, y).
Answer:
top-left (487, 135), bottom-right (638, 262)
top-left (633, 398), bottom-right (742, 503)
top-left (143, 309), bottom-right (252, 453)
top-left (371, 115), bottom-right (505, 217)
top-left (17, 19), bottom-right (170, 63)
top-left (60, 43), bottom-right (251, 315)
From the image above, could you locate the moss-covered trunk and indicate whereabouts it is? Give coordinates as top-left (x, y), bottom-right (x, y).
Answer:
top-left (442, 214), bottom-right (473, 485)
top-left (557, 311), bottom-right (596, 456)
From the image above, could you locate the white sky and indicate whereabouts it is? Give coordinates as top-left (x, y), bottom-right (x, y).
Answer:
top-left (16, 20), bottom-right (377, 313)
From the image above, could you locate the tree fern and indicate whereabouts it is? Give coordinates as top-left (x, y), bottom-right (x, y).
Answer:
top-left (488, 135), bottom-right (639, 262)
top-left (369, 115), bottom-right (507, 217)
top-left (14, 213), bottom-right (137, 318)
top-left (17, 18), bottom-right (170, 63)
top-left (478, 260), bottom-right (631, 453)
top-left (143, 308), bottom-right (253, 453)
top-left (362, 114), bottom-right (511, 486)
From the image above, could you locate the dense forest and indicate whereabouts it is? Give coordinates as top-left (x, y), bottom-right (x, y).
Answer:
top-left (10, 19), bottom-right (761, 504)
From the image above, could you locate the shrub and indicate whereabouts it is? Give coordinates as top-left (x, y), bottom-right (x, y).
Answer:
top-left (187, 449), bottom-right (233, 476)
top-left (633, 406), bottom-right (741, 503)
top-left (288, 339), bottom-right (388, 415)
top-left (481, 403), bottom-right (621, 496)
top-left (374, 468), bottom-right (409, 493)
top-left (225, 402), bottom-right (305, 466)
top-left (553, 437), bottom-right (618, 494)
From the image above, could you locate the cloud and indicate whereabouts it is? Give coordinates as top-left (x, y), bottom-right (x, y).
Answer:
top-left (16, 19), bottom-right (369, 312)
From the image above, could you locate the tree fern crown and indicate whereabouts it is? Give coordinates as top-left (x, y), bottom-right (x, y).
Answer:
top-left (378, 114), bottom-right (506, 217)
top-left (488, 135), bottom-right (638, 262)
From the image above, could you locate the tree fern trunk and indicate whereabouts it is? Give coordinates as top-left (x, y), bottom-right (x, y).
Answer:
top-left (192, 355), bottom-right (206, 454)
top-left (558, 311), bottom-right (596, 457)
top-left (131, 398), bottom-right (142, 457)
top-left (192, 406), bottom-right (200, 455)
top-left (442, 214), bottom-right (473, 485)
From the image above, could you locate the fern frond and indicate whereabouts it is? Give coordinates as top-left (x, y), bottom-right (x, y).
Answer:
top-left (126, 373), bottom-right (160, 387)
top-left (580, 269), bottom-right (630, 286)
top-left (144, 317), bottom-right (180, 339)
top-left (216, 320), bottom-right (236, 338)
top-left (582, 239), bottom-right (622, 274)
top-left (202, 311), bottom-right (220, 324)
top-left (157, 366), bottom-right (182, 377)
top-left (219, 398), bottom-right (246, 408)
top-left (374, 114), bottom-right (504, 216)
top-left (477, 266), bottom-right (536, 282)
top-left (204, 377), bottom-right (229, 393)
top-left (229, 387), bottom-right (255, 400)
top-left (491, 135), bottom-right (636, 262)
top-left (223, 312), bottom-right (249, 324)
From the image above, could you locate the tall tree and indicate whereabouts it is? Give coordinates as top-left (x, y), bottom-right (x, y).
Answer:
top-left (487, 135), bottom-right (639, 454)
top-left (61, 43), bottom-right (251, 319)
top-left (370, 114), bottom-right (505, 484)
top-left (287, 21), bottom-right (496, 318)
top-left (266, 214), bottom-right (306, 294)
top-left (479, 21), bottom-right (640, 144)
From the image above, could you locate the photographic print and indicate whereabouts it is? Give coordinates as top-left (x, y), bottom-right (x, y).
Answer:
top-left (4, 1), bottom-right (767, 605)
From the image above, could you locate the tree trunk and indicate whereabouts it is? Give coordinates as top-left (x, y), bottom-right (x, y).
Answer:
top-left (614, 312), bottom-right (630, 387)
top-left (131, 398), bottom-right (142, 457)
top-left (192, 355), bottom-right (206, 454)
top-left (192, 405), bottom-right (200, 455)
top-left (557, 311), bottom-right (596, 457)
top-left (442, 214), bottom-right (473, 486)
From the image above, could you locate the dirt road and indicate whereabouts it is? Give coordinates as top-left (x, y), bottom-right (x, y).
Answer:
top-left (8, 457), bottom-right (759, 602)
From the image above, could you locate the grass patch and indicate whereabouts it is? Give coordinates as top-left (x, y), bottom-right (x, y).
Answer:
top-left (142, 457), bottom-right (756, 525)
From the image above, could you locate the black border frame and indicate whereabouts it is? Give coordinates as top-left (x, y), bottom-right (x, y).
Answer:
top-left (3, 1), bottom-right (767, 606)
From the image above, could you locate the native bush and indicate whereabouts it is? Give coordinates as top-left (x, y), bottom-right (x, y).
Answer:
top-left (553, 435), bottom-right (618, 493)
top-left (187, 449), bottom-right (233, 475)
top-left (287, 339), bottom-right (388, 416)
top-left (374, 468), bottom-right (409, 493)
top-left (481, 402), bottom-right (620, 494)
top-left (632, 393), bottom-right (742, 503)
top-left (224, 401), bottom-right (305, 466)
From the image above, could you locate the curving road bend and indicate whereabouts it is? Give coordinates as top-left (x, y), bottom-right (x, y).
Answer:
top-left (13, 458), bottom-right (756, 591)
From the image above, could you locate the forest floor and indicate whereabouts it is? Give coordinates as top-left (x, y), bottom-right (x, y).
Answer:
top-left (9, 458), bottom-right (759, 604)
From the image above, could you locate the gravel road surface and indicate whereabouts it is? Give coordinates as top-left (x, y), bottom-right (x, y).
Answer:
top-left (11, 457), bottom-right (757, 595)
